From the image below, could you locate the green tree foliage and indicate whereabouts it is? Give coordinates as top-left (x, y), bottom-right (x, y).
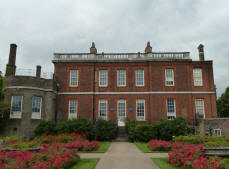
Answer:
top-left (0, 77), bottom-right (10, 132)
top-left (217, 87), bottom-right (229, 117)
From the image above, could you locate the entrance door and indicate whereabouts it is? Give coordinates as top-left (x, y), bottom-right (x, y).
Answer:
top-left (117, 100), bottom-right (126, 126)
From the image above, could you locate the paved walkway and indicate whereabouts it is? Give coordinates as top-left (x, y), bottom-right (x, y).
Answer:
top-left (79, 142), bottom-right (168, 169)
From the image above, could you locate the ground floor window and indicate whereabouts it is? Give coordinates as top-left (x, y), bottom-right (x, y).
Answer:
top-left (10, 96), bottom-right (23, 119)
top-left (69, 99), bottom-right (77, 119)
top-left (195, 99), bottom-right (205, 118)
top-left (32, 96), bottom-right (42, 119)
top-left (99, 100), bottom-right (107, 120)
top-left (213, 129), bottom-right (221, 136)
top-left (167, 98), bottom-right (176, 120)
top-left (136, 99), bottom-right (145, 120)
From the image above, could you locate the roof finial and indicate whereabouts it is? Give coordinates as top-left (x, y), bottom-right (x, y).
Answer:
top-left (145, 41), bottom-right (152, 53)
top-left (90, 42), bottom-right (97, 54)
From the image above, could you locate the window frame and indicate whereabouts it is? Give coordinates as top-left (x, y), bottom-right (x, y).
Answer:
top-left (166, 98), bottom-right (176, 120)
top-left (31, 96), bottom-right (42, 119)
top-left (213, 128), bottom-right (221, 136)
top-left (68, 99), bottom-right (77, 119)
top-left (117, 70), bottom-right (126, 87)
top-left (117, 99), bottom-right (126, 120)
top-left (165, 69), bottom-right (175, 86)
top-left (195, 99), bottom-right (205, 118)
top-left (136, 69), bottom-right (144, 87)
top-left (99, 70), bottom-right (108, 87)
top-left (136, 99), bottom-right (145, 121)
top-left (10, 96), bottom-right (23, 119)
top-left (69, 70), bottom-right (78, 87)
top-left (99, 99), bottom-right (108, 120)
top-left (193, 68), bottom-right (203, 86)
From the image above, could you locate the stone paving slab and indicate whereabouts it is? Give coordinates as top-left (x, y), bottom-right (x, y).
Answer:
top-left (79, 142), bottom-right (169, 169)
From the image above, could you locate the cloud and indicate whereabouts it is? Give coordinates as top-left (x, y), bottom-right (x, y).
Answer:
top-left (0, 0), bottom-right (229, 96)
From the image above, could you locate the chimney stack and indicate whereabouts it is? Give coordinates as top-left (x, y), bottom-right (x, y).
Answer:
top-left (145, 41), bottom-right (152, 53)
top-left (90, 42), bottom-right (97, 54)
top-left (5, 43), bottom-right (17, 76)
top-left (36, 65), bottom-right (41, 78)
top-left (198, 44), bottom-right (205, 61)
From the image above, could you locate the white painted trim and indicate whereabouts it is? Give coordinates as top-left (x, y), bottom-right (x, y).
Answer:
top-left (99, 99), bottom-right (108, 120)
top-left (165, 69), bottom-right (175, 86)
top-left (58, 91), bottom-right (216, 95)
top-left (31, 96), bottom-right (42, 119)
top-left (136, 69), bottom-right (144, 87)
top-left (117, 99), bottom-right (126, 123)
top-left (195, 99), bottom-right (205, 118)
top-left (136, 99), bottom-right (145, 121)
top-left (117, 70), bottom-right (126, 87)
top-left (10, 96), bottom-right (23, 119)
top-left (7, 86), bottom-right (56, 93)
top-left (68, 99), bottom-right (78, 119)
top-left (69, 70), bottom-right (78, 87)
top-left (99, 70), bottom-right (108, 87)
top-left (166, 98), bottom-right (176, 119)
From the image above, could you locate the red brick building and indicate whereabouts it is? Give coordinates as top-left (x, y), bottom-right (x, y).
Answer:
top-left (53, 42), bottom-right (217, 126)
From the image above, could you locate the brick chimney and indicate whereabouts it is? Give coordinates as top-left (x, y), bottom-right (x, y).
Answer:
top-left (198, 44), bottom-right (205, 61)
top-left (90, 42), bottom-right (97, 54)
top-left (36, 65), bottom-right (41, 78)
top-left (5, 44), bottom-right (17, 76)
top-left (145, 41), bottom-right (152, 53)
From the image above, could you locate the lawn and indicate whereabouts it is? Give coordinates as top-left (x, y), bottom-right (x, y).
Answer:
top-left (70, 158), bottom-right (100, 169)
top-left (79, 141), bottom-right (111, 153)
top-left (152, 158), bottom-right (181, 169)
top-left (135, 142), bottom-right (169, 153)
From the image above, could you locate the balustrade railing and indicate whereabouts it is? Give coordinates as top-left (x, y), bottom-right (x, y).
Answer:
top-left (15, 68), bottom-right (53, 79)
top-left (53, 52), bottom-right (190, 61)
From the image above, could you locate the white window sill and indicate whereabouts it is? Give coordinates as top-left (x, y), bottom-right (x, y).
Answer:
top-left (31, 113), bottom-right (41, 119)
top-left (10, 112), bottom-right (22, 119)
top-left (69, 85), bottom-right (78, 87)
top-left (136, 119), bottom-right (146, 121)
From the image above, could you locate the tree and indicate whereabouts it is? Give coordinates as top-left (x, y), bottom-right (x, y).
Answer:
top-left (0, 77), bottom-right (10, 132)
top-left (217, 87), bottom-right (229, 117)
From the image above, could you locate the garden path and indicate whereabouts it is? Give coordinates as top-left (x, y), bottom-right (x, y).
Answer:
top-left (79, 142), bottom-right (168, 169)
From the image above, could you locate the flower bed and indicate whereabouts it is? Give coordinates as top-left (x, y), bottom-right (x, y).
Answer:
top-left (0, 133), bottom-right (100, 168)
top-left (147, 140), bottom-right (171, 151)
top-left (168, 143), bottom-right (229, 169)
top-left (0, 144), bottom-right (80, 169)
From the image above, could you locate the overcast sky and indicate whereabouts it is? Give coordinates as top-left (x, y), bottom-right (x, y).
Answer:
top-left (0, 0), bottom-right (229, 96)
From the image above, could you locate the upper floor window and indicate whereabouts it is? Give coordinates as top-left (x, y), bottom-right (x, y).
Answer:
top-left (136, 99), bottom-right (145, 120)
top-left (99, 100), bottom-right (108, 120)
top-left (70, 70), bottom-right (78, 87)
top-left (195, 99), bottom-right (205, 118)
top-left (10, 96), bottom-right (23, 119)
top-left (69, 99), bottom-right (77, 119)
top-left (193, 68), bottom-right (203, 86)
top-left (167, 98), bottom-right (176, 120)
top-left (99, 70), bottom-right (108, 87)
top-left (165, 69), bottom-right (174, 86)
top-left (136, 69), bottom-right (144, 86)
top-left (117, 70), bottom-right (126, 87)
top-left (32, 96), bottom-right (42, 119)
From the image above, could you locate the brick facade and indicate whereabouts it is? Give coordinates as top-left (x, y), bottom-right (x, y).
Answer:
top-left (53, 43), bottom-right (217, 125)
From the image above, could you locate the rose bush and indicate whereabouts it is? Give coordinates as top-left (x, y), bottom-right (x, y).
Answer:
top-left (147, 139), bottom-right (171, 151)
top-left (168, 143), bottom-right (229, 169)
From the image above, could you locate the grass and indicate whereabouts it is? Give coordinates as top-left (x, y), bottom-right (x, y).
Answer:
top-left (135, 142), bottom-right (169, 153)
top-left (70, 158), bottom-right (100, 169)
top-left (79, 141), bottom-right (111, 153)
top-left (152, 158), bottom-right (181, 169)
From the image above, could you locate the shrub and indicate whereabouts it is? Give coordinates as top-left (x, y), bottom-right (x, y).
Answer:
top-left (125, 118), bottom-right (137, 142)
top-left (147, 140), bottom-right (171, 151)
top-left (125, 116), bottom-right (189, 142)
top-left (169, 143), bottom-right (229, 169)
top-left (55, 118), bottom-right (94, 140)
top-left (34, 121), bottom-right (56, 136)
top-left (94, 118), bottom-right (118, 141)
top-left (174, 135), bottom-right (227, 145)
top-left (134, 124), bottom-right (155, 142)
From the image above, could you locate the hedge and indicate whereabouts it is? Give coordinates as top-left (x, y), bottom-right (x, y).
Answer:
top-left (34, 118), bottom-right (118, 141)
top-left (125, 116), bottom-right (189, 142)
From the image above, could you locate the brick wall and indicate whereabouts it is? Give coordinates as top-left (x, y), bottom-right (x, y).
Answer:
top-left (54, 60), bottom-right (217, 124)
